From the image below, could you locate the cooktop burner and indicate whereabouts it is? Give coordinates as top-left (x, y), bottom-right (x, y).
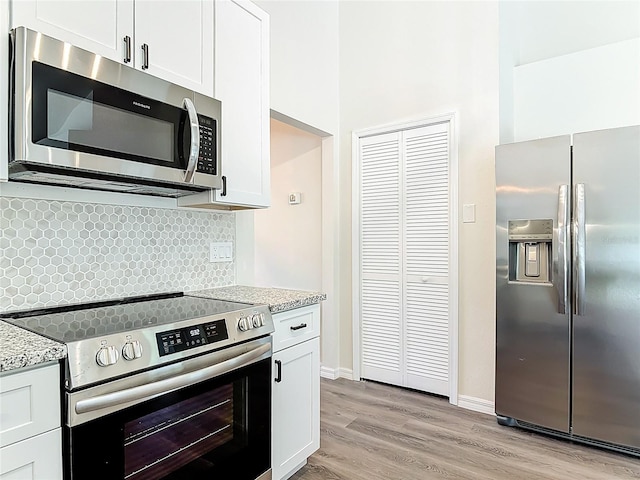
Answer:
top-left (1, 293), bottom-right (252, 343)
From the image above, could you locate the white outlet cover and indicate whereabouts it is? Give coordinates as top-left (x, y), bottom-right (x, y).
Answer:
top-left (210, 242), bottom-right (233, 262)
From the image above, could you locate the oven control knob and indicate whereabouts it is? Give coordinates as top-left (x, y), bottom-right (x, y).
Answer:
top-left (238, 317), bottom-right (250, 332)
top-left (122, 340), bottom-right (143, 361)
top-left (252, 314), bottom-right (261, 328)
top-left (96, 345), bottom-right (119, 367)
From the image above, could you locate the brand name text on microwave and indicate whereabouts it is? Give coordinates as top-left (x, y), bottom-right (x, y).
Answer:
top-left (132, 101), bottom-right (151, 109)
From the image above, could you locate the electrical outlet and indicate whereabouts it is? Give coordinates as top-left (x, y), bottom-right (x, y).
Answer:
top-left (210, 242), bottom-right (233, 262)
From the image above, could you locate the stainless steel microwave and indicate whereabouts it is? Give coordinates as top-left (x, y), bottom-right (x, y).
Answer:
top-left (9, 27), bottom-right (222, 197)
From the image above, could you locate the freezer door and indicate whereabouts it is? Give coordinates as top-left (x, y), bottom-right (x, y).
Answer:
top-left (572, 125), bottom-right (640, 450)
top-left (495, 135), bottom-right (572, 432)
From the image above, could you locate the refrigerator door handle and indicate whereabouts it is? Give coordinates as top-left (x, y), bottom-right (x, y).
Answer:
top-left (556, 184), bottom-right (570, 314)
top-left (573, 183), bottom-right (586, 315)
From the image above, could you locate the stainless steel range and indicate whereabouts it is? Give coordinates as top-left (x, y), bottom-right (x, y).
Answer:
top-left (1, 292), bottom-right (274, 480)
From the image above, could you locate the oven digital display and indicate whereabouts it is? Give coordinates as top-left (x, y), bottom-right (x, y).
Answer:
top-left (156, 320), bottom-right (229, 356)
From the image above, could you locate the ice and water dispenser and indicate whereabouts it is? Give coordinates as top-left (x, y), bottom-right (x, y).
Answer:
top-left (508, 219), bottom-right (553, 284)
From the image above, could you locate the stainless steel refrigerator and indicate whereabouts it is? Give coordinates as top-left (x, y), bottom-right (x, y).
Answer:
top-left (495, 125), bottom-right (640, 454)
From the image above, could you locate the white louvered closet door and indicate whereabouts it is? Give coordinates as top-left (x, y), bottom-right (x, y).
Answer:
top-left (359, 132), bottom-right (403, 386)
top-left (403, 124), bottom-right (449, 395)
top-left (358, 123), bottom-right (450, 396)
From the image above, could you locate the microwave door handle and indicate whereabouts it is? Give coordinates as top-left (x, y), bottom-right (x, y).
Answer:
top-left (182, 97), bottom-right (200, 183)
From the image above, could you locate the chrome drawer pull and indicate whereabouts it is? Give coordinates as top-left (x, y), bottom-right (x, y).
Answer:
top-left (290, 323), bottom-right (307, 331)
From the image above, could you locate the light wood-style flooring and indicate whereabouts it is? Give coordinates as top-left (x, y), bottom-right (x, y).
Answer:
top-left (290, 378), bottom-right (640, 480)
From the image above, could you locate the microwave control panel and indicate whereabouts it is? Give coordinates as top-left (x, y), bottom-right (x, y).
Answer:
top-left (197, 115), bottom-right (217, 175)
top-left (156, 319), bottom-right (228, 356)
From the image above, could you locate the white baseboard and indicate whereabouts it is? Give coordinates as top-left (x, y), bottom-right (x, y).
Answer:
top-left (320, 366), bottom-right (354, 380)
top-left (320, 366), bottom-right (338, 379)
top-left (457, 395), bottom-right (495, 416)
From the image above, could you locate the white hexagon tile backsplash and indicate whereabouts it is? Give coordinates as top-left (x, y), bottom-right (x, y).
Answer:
top-left (0, 198), bottom-right (235, 312)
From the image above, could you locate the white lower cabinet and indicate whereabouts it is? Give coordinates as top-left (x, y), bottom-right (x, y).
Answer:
top-left (0, 363), bottom-right (62, 480)
top-left (0, 429), bottom-right (62, 480)
top-left (271, 306), bottom-right (320, 480)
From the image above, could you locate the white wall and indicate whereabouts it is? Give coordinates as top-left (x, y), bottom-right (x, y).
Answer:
top-left (499, 0), bottom-right (640, 142)
top-left (253, 0), bottom-right (339, 136)
top-left (339, 1), bottom-right (500, 402)
top-left (513, 38), bottom-right (640, 141)
top-left (252, 119), bottom-right (322, 291)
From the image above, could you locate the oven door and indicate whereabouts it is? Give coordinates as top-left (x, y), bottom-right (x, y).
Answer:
top-left (65, 338), bottom-right (271, 480)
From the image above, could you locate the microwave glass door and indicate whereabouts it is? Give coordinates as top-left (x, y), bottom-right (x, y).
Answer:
top-left (31, 61), bottom-right (191, 170)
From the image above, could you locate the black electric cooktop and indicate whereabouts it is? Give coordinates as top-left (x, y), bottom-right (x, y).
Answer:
top-left (0, 293), bottom-right (252, 343)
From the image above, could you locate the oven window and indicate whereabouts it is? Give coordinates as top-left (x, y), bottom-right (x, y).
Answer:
top-left (124, 382), bottom-right (241, 480)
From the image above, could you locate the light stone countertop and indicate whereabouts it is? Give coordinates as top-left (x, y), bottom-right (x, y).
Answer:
top-left (0, 285), bottom-right (324, 373)
top-left (0, 320), bottom-right (67, 373)
top-left (188, 285), bottom-right (326, 313)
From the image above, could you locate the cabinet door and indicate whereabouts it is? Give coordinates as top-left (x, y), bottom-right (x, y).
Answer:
top-left (0, 429), bottom-right (62, 480)
top-left (214, 0), bottom-right (270, 207)
top-left (0, 363), bottom-right (61, 446)
top-left (10, 0), bottom-right (134, 64)
top-left (272, 338), bottom-right (320, 480)
top-left (134, 0), bottom-right (213, 96)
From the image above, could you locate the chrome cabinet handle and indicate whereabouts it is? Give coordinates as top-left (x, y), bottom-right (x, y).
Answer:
top-left (275, 360), bottom-right (282, 383)
top-left (75, 343), bottom-right (271, 415)
top-left (290, 323), bottom-right (307, 331)
top-left (573, 183), bottom-right (586, 315)
top-left (123, 36), bottom-right (132, 63)
top-left (221, 175), bottom-right (227, 196)
top-left (182, 97), bottom-right (200, 183)
top-left (555, 184), bottom-right (570, 314)
top-left (141, 43), bottom-right (149, 70)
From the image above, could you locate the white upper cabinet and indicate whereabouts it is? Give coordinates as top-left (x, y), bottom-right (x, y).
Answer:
top-left (213, 0), bottom-right (270, 208)
top-left (134, 0), bottom-right (213, 95)
top-left (10, 0), bottom-right (134, 64)
top-left (10, 0), bottom-right (214, 97)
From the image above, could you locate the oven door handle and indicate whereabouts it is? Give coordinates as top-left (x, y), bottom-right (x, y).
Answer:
top-left (74, 343), bottom-right (270, 415)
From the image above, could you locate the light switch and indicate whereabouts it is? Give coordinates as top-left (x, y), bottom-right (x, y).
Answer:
top-left (462, 204), bottom-right (476, 223)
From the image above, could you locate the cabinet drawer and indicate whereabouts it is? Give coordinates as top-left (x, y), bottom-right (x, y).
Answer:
top-left (0, 363), bottom-right (61, 447)
top-left (0, 428), bottom-right (62, 480)
top-left (272, 305), bottom-right (320, 353)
